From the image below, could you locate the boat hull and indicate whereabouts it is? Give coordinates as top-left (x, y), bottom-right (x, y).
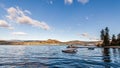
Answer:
top-left (62, 48), bottom-right (77, 53)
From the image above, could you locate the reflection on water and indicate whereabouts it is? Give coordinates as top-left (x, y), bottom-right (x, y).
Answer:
top-left (102, 48), bottom-right (111, 68)
top-left (0, 45), bottom-right (120, 68)
top-left (102, 48), bottom-right (111, 62)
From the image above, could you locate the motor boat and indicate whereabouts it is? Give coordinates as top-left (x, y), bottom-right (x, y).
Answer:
top-left (88, 47), bottom-right (94, 50)
top-left (62, 48), bottom-right (77, 53)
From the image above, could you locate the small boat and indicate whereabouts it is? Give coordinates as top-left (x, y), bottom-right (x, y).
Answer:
top-left (62, 48), bottom-right (77, 53)
top-left (88, 47), bottom-right (94, 50)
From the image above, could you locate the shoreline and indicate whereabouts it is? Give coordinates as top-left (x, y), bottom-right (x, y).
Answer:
top-left (0, 44), bottom-right (120, 48)
top-left (103, 46), bottom-right (120, 48)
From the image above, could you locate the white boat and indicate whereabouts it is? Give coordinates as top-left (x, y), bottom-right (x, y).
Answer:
top-left (62, 48), bottom-right (77, 53)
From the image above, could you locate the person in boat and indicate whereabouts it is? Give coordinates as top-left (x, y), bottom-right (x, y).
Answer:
top-left (67, 44), bottom-right (73, 48)
top-left (67, 44), bottom-right (78, 48)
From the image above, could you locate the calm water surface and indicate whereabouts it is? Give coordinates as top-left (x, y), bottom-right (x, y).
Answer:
top-left (0, 45), bottom-right (120, 68)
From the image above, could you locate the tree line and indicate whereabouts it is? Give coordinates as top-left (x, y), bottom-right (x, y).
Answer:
top-left (100, 27), bottom-right (120, 46)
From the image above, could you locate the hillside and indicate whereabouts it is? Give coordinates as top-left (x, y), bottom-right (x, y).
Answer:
top-left (0, 39), bottom-right (102, 45)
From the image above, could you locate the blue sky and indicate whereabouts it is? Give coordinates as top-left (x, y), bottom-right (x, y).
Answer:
top-left (0, 0), bottom-right (120, 41)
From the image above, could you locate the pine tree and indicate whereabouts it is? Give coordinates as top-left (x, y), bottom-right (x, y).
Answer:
top-left (111, 34), bottom-right (116, 45)
top-left (101, 27), bottom-right (110, 46)
top-left (105, 27), bottom-right (110, 45)
top-left (117, 33), bottom-right (120, 45)
top-left (101, 29), bottom-right (104, 40)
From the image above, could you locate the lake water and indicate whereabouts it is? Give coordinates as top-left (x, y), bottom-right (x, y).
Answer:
top-left (0, 45), bottom-right (120, 68)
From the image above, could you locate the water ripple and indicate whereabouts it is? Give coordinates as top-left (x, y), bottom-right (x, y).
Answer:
top-left (0, 45), bottom-right (120, 68)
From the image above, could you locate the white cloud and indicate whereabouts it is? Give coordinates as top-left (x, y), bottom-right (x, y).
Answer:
top-left (24, 10), bottom-right (31, 15)
top-left (6, 7), bottom-right (18, 20)
top-left (8, 27), bottom-right (14, 30)
top-left (6, 7), bottom-right (50, 30)
top-left (0, 20), bottom-right (10, 27)
top-left (78, 0), bottom-right (89, 4)
top-left (80, 33), bottom-right (89, 37)
top-left (12, 32), bottom-right (27, 36)
top-left (0, 20), bottom-right (13, 29)
top-left (78, 33), bottom-right (99, 41)
top-left (89, 37), bottom-right (99, 41)
top-left (64, 0), bottom-right (73, 4)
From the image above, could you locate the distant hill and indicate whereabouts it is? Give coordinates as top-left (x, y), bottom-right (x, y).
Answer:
top-left (0, 39), bottom-right (102, 45)
top-left (64, 40), bottom-right (102, 45)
